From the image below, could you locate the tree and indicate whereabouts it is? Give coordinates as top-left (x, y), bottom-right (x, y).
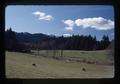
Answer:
top-left (5, 28), bottom-right (31, 52)
top-left (5, 28), bottom-right (17, 51)
top-left (92, 36), bottom-right (97, 50)
top-left (99, 35), bottom-right (110, 49)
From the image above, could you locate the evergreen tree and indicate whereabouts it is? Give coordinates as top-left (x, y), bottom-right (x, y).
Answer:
top-left (99, 35), bottom-right (110, 49)
top-left (5, 28), bottom-right (17, 51)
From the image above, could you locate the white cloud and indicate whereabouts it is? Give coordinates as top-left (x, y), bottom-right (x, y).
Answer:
top-left (62, 19), bottom-right (74, 31)
top-left (75, 17), bottom-right (114, 30)
top-left (33, 11), bottom-right (53, 21)
top-left (62, 19), bottom-right (74, 27)
top-left (63, 17), bottom-right (114, 31)
top-left (38, 15), bottom-right (53, 21)
top-left (33, 11), bottom-right (45, 16)
top-left (63, 33), bottom-right (72, 37)
top-left (65, 27), bottom-right (73, 31)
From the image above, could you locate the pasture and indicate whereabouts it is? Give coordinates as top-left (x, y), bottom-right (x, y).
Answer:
top-left (32, 50), bottom-right (114, 65)
top-left (6, 50), bottom-right (114, 78)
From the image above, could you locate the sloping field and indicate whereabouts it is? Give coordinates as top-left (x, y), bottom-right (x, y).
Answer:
top-left (32, 50), bottom-right (114, 65)
top-left (6, 51), bottom-right (114, 78)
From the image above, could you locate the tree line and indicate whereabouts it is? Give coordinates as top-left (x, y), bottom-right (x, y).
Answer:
top-left (5, 28), bottom-right (112, 52)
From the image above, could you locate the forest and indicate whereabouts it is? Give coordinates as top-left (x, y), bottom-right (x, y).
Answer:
top-left (5, 28), bottom-right (113, 52)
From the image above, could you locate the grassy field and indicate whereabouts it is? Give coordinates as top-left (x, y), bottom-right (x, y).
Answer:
top-left (32, 50), bottom-right (114, 65)
top-left (6, 51), bottom-right (114, 78)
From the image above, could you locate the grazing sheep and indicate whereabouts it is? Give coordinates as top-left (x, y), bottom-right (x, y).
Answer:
top-left (32, 63), bottom-right (36, 67)
top-left (82, 68), bottom-right (86, 71)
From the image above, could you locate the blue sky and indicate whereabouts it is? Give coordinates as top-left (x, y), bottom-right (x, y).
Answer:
top-left (5, 5), bottom-right (114, 41)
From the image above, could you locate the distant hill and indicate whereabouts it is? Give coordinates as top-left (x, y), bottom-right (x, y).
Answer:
top-left (14, 32), bottom-right (112, 50)
top-left (15, 32), bottom-right (52, 43)
top-left (6, 28), bottom-right (112, 51)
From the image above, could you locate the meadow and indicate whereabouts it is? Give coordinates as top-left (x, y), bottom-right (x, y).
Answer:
top-left (6, 50), bottom-right (114, 78)
top-left (32, 50), bottom-right (114, 65)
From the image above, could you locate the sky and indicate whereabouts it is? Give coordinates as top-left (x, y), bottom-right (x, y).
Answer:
top-left (5, 5), bottom-right (114, 41)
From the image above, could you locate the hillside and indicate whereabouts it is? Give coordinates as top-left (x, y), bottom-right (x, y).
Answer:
top-left (5, 29), bottom-right (113, 51)
top-left (15, 32), bottom-right (51, 43)
top-left (6, 51), bottom-right (114, 78)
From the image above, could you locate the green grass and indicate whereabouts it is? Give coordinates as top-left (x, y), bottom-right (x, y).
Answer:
top-left (6, 51), bottom-right (114, 78)
top-left (33, 50), bottom-right (114, 65)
